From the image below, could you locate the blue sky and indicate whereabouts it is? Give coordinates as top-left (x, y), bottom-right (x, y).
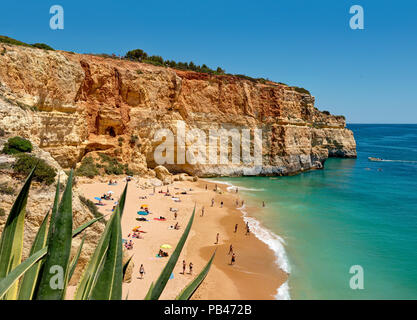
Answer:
top-left (1, 0), bottom-right (416, 123)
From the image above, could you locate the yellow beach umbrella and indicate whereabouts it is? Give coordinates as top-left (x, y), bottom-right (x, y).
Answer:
top-left (141, 204), bottom-right (148, 208)
top-left (160, 244), bottom-right (172, 249)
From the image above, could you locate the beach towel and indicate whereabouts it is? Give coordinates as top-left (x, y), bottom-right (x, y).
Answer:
top-left (137, 211), bottom-right (149, 216)
top-left (169, 273), bottom-right (174, 280)
top-left (154, 218), bottom-right (166, 221)
top-left (94, 197), bottom-right (101, 201)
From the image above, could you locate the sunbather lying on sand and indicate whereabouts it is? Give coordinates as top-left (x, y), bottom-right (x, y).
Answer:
top-left (158, 249), bottom-right (169, 257)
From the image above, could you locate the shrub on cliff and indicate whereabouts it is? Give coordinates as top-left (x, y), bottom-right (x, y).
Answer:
top-left (129, 134), bottom-right (139, 145)
top-left (0, 182), bottom-right (15, 195)
top-left (79, 195), bottom-right (103, 219)
top-left (0, 207), bottom-right (5, 217)
top-left (2, 136), bottom-right (33, 155)
top-left (0, 128), bottom-right (5, 136)
top-left (12, 154), bottom-right (57, 185)
top-left (0, 35), bottom-right (32, 47)
top-left (76, 156), bottom-right (99, 178)
top-left (125, 49), bottom-right (148, 61)
top-left (31, 43), bottom-right (54, 51)
top-left (292, 86), bottom-right (311, 95)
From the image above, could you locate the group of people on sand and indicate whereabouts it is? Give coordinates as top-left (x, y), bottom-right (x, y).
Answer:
top-left (182, 260), bottom-right (193, 275)
top-left (124, 240), bottom-right (134, 250)
top-left (128, 231), bottom-right (142, 239)
top-left (158, 249), bottom-right (169, 257)
top-left (101, 193), bottom-right (114, 200)
top-left (108, 179), bottom-right (118, 185)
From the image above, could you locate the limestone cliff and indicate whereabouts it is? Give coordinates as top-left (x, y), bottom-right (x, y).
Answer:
top-left (0, 44), bottom-right (356, 177)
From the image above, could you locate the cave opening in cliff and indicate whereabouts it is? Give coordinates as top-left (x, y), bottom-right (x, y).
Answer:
top-left (105, 126), bottom-right (116, 137)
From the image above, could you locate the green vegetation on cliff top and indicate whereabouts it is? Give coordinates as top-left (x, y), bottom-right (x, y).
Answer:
top-left (1, 34), bottom-right (312, 94)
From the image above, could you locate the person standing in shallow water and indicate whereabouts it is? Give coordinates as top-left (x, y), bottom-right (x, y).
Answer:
top-left (262, 201), bottom-right (265, 207)
top-left (189, 262), bottom-right (193, 274)
top-left (201, 206), bottom-right (205, 217)
top-left (234, 223), bottom-right (238, 233)
top-left (230, 253), bottom-right (236, 265)
top-left (182, 260), bottom-right (186, 274)
top-left (211, 198), bottom-right (214, 207)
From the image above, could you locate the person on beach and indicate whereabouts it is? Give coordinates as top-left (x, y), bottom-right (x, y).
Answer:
top-left (201, 206), bottom-right (205, 217)
top-left (139, 264), bottom-right (145, 279)
top-left (205, 184), bottom-right (208, 190)
top-left (215, 233), bottom-right (219, 244)
top-left (228, 244), bottom-right (233, 255)
top-left (174, 211), bottom-right (177, 220)
top-left (214, 184), bottom-right (218, 191)
top-left (182, 260), bottom-right (186, 274)
top-left (235, 199), bottom-right (239, 206)
top-left (234, 224), bottom-right (238, 233)
top-left (220, 201), bottom-right (223, 208)
top-left (236, 187), bottom-right (238, 193)
top-left (246, 226), bottom-right (250, 235)
top-left (230, 253), bottom-right (236, 265)
top-left (242, 200), bottom-right (244, 207)
top-left (211, 198), bottom-right (214, 207)
top-left (189, 262), bottom-right (193, 274)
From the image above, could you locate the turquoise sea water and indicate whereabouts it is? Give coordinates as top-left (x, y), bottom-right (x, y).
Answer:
top-left (210, 124), bottom-right (417, 299)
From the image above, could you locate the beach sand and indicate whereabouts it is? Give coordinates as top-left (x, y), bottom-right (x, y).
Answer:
top-left (76, 178), bottom-right (288, 300)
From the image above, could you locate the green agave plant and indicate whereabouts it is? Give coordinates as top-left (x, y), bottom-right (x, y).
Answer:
top-left (0, 167), bottom-right (215, 300)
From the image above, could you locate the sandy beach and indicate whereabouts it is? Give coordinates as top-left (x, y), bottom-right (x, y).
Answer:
top-left (76, 177), bottom-right (288, 300)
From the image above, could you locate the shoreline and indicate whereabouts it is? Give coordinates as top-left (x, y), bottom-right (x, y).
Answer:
top-left (76, 177), bottom-right (288, 300)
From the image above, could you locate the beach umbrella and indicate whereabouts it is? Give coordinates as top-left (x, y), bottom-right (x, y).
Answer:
top-left (107, 191), bottom-right (114, 194)
top-left (160, 244), bottom-right (172, 249)
top-left (141, 204), bottom-right (148, 208)
top-left (94, 197), bottom-right (101, 201)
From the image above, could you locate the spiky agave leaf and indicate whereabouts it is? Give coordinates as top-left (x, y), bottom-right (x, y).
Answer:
top-left (74, 183), bottom-right (128, 300)
top-left (148, 205), bottom-right (195, 300)
top-left (89, 204), bottom-right (123, 300)
top-left (176, 250), bottom-right (216, 300)
top-left (122, 254), bottom-right (133, 281)
top-left (17, 210), bottom-right (50, 300)
top-left (68, 233), bottom-right (86, 282)
top-left (0, 167), bottom-right (36, 300)
top-left (144, 282), bottom-right (154, 300)
top-left (0, 247), bottom-right (47, 299)
top-left (35, 170), bottom-right (74, 300)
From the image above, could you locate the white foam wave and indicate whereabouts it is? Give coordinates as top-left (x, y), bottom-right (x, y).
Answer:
top-left (239, 207), bottom-right (292, 300)
top-left (203, 178), bottom-right (292, 299)
top-left (275, 281), bottom-right (291, 300)
top-left (203, 179), bottom-right (265, 192)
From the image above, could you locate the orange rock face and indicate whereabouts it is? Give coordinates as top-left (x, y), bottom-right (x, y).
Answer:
top-left (0, 44), bottom-right (356, 176)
